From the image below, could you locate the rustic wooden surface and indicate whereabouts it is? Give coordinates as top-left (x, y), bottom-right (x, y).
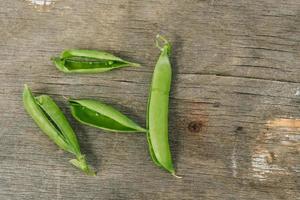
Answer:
top-left (0, 0), bottom-right (299, 199)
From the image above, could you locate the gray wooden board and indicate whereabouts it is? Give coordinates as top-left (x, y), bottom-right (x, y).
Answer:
top-left (0, 0), bottom-right (299, 199)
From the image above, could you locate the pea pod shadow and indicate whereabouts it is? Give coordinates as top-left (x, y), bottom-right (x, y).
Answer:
top-left (169, 34), bottom-right (183, 172)
top-left (68, 111), bottom-right (102, 172)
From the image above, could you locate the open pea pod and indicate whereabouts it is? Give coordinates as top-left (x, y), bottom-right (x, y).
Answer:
top-left (23, 85), bottom-right (95, 175)
top-left (52, 49), bottom-right (140, 73)
top-left (69, 99), bottom-right (147, 133)
top-left (146, 35), bottom-right (180, 178)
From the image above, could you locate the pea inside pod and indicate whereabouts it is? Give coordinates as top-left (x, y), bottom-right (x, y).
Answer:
top-left (52, 49), bottom-right (140, 73)
top-left (69, 99), bottom-right (147, 133)
top-left (147, 35), bottom-right (180, 177)
top-left (23, 85), bottom-right (95, 175)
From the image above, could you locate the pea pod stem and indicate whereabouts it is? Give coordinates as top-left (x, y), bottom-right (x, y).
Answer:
top-left (155, 34), bottom-right (170, 53)
top-left (23, 85), bottom-right (95, 176)
top-left (69, 154), bottom-right (95, 176)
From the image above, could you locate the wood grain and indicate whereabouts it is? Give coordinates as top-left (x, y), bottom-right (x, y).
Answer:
top-left (0, 0), bottom-right (299, 199)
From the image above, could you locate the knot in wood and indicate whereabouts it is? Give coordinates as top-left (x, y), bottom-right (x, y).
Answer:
top-left (188, 121), bottom-right (203, 133)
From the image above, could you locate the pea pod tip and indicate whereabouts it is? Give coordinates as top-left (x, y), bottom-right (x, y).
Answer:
top-left (51, 57), bottom-right (70, 73)
top-left (51, 57), bottom-right (62, 64)
top-left (69, 158), bottom-right (96, 176)
top-left (130, 62), bottom-right (141, 67)
top-left (141, 128), bottom-right (148, 132)
top-left (171, 172), bottom-right (182, 179)
top-left (86, 170), bottom-right (97, 176)
top-left (50, 56), bottom-right (57, 61)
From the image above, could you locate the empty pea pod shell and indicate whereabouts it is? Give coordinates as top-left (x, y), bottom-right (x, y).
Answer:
top-left (52, 49), bottom-right (140, 73)
top-left (23, 85), bottom-right (95, 175)
top-left (146, 35), bottom-right (180, 177)
top-left (69, 99), bottom-right (147, 133)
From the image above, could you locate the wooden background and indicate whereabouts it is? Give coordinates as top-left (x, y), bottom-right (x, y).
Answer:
top-left (0, 0), bottom-right (299, 199)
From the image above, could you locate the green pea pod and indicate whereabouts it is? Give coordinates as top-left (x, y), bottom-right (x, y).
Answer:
top-left (23, 85), bottom-right (95, 175)
top-left (69, 99), bottom-right (147, 133)
top-left (52, 49), bottom-right (140, 73)
top-left (146, 35), bottom-right (180, 178)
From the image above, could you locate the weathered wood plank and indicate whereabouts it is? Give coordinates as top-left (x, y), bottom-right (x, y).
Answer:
top-left (0, 0), bottom-right (299, 199)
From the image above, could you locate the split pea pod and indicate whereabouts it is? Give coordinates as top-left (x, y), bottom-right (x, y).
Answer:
top-left (69, 99), bottom-right (147, 133)
top-left (23, 85), bottom-right (95, 175)
top-left (52, 49), bottom-right (140, 73)
top-left (147, 35), bottom-right (180, 177)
